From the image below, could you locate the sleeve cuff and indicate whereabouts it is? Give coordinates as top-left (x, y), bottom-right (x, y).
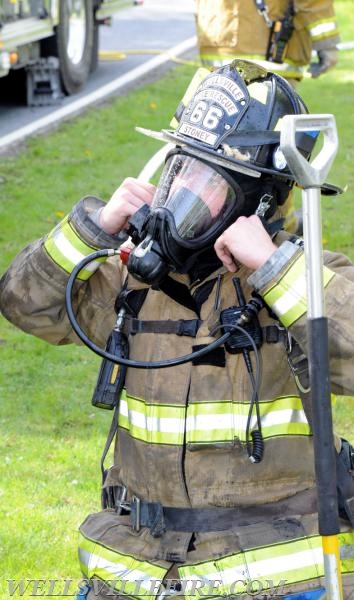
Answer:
top-left (248, 241), bottom-right (300, 291)
top-left (70, 196), bottom-right (128, 249)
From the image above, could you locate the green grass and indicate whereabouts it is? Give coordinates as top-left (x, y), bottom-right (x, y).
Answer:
top-left (0, 3), bottom-right (353, 596)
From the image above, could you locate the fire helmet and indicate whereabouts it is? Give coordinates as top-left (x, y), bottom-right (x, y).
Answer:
top-left (137, 59), bottom-right (341, 196)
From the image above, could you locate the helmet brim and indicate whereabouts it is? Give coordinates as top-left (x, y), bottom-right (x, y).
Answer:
top-left (136, 126), bottom-right (343, 196)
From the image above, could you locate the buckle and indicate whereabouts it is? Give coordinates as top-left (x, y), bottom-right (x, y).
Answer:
top-left (115, 486), bottom-right (131, 515)
top-left (114, 488), bottom-right (142, 532)
top-left (286, 336), bottom-right (310, 394)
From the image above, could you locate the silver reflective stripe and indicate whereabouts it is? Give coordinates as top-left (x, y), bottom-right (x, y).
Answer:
top-left (310, 21), bottom-right (337, 39)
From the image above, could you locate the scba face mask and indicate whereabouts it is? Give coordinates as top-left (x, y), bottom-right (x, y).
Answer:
top-left (126, 151), bottom-right (263, 286)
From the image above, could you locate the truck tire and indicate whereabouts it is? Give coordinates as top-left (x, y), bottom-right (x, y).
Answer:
top-left (57, 0), bottom-right (95, 94)
top-left (90, 20), bottom-right (100, 73)
top-left (42, 0), bottom-right (95, 95)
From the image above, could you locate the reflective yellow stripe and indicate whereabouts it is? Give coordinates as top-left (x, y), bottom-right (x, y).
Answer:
top-left (179, 532), bottom-right (354, 600)
top-left (79, 532), bottom-right (167, 600)
top-left (79, 528), bottom-right (354, 600)
top-left (44, 215), bottom-right (104, 280)
top-left (263, 253), bottom-right (334, 327)
top-left (309, 19), bottom-right (339, 41)
top-left (119, 392), bottom-right (311, 445)
top-left (187, 395), bottom-right (309, 443)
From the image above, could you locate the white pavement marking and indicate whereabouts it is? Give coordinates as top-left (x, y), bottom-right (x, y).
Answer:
top-left (0, 36), bottom-right (197, 153)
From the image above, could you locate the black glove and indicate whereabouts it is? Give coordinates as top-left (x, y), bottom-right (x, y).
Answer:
top-left (308, 48), bottom-right (338, 78)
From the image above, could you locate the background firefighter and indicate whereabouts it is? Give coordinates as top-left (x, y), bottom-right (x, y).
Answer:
top-left (0, 61), bottom-right (353, 599)
top-left (194, 0), bottom-right (341, 236)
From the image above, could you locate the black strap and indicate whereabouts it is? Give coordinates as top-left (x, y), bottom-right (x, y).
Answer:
top-left (128, 489), bottom-right (317, 537)
top-left (100, 284), bottom-right (150, 494)
top-left (192, 344), bottom-right (226, 367)
top-left (158, 276), bottom-right (199, 315)
top-left (115, 286), bottom-right (149, 316)
top-left (122, 317), bottom-right (201, 337)
top-left (227, 131), bottom-right (315, 154)
top-left (100, 402), bottom-right (120, 481)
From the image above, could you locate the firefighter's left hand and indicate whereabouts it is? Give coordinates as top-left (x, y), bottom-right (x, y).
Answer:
top-left (214, 215), bottom-right (277, 272)
top-left (308, 48), bottom-right (338, 78)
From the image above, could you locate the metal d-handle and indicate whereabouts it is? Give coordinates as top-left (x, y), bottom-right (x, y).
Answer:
top-left (280, 113), bottom-right (338, 189)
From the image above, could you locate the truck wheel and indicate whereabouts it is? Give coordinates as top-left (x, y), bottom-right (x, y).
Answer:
top-left (90, 20), bottom-right (100, 73)
top-left (56, 0), bottom-right (94, 94)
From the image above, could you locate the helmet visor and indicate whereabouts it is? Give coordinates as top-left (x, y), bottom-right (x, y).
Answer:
top-left (151, 154), bottom-right (237, 241)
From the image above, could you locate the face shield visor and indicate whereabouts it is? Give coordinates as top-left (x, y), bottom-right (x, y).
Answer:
top-left (151, 152), bottom-right (242, 246)
top-left (126, 151), bottom-right (259, 286)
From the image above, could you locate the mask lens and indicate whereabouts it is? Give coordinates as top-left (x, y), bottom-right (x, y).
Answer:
top-left (152, 154), bottom-right (236, 240)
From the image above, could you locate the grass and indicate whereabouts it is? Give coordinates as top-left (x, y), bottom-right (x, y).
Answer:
top-left (0, 2), bottom-right (353, 596)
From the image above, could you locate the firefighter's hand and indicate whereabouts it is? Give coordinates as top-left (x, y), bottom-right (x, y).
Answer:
top-left (100, 178), bottom-right (156, 235)
top-left (214, 215), bottom-right (277, 272)
top-left (308, 48), bottom-right (338, 78)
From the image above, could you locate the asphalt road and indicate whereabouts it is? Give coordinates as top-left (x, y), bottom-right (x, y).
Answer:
top-left (0, 0), bottom-right (197, 153)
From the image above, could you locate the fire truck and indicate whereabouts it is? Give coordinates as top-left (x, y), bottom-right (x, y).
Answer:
top-left (0, 0), bottom-right (140, 105)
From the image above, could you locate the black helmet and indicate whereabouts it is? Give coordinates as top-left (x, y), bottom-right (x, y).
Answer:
top-left (137, 60), bottom-right (341, 196)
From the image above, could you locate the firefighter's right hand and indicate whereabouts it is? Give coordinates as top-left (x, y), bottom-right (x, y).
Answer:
top-left (308, 48), bottom-right (338, 78)
top-left (100, 178), bottom-right (156, 235)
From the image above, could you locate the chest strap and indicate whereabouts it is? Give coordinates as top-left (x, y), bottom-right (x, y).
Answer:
top-left (122, 317), bottom-right (202, 337)
top-left (122, 317), bottom-right (287, 343)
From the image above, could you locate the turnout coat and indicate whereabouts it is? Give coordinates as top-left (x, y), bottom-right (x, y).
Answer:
top-left (195, 0), bottom-right (340, 80)
top-left (1, 196), bottom-right (354, 598)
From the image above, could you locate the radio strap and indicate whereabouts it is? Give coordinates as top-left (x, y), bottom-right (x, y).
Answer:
top-left (266, 1), bottom-right (295, 63)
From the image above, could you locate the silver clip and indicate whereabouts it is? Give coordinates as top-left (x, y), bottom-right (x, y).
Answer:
top-left (115, 307), bottom-right (126, 332)
top-left (255, 193), bottom-right (273, 218)
top-left (115, 486), bottom-right (131, 515)
top-left (254, 0), bottom-right (273, 27)
top-left (131, 495), bottom-right (141, 531)
top-left (261, 7), bottom-right (273, 28)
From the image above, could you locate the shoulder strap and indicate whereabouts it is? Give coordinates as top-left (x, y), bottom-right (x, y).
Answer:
top-left (99, 284), bottom-right (150, 483)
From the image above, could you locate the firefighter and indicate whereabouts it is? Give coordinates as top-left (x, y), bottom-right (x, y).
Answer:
top-left (0, 61), bottom-right (353, 600)
top-left (195, 0), bottom-right (340, 83)
top-left (195, 0), bottom-right (340, 234)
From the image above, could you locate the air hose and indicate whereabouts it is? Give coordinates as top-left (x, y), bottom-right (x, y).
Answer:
top-left (65, 248), bottom-right (264, 461)
top-left (65, 248), bottom-right (231, 369)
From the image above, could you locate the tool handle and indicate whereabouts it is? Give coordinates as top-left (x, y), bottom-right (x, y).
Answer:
top-left (280, 114), bottom-right (338, 188)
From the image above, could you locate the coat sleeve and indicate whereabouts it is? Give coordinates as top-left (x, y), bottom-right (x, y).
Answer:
top-left (294, 0), bottom-right (340, 51)
top-left (250, 239), bottom-right (354, 395)
top-left (0, 196), bottom-right (127, 347)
